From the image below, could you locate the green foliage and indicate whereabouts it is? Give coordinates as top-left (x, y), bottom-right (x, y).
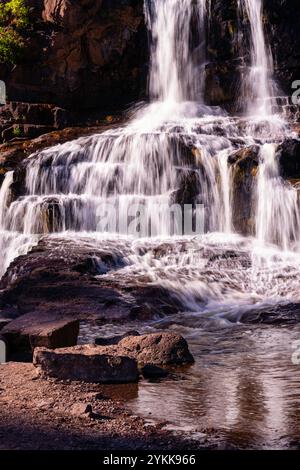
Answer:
top-left (12, 125), bottom-right (22, 137)
top-left (0, 28), bottom-right (25, 63)
top-left (0, 0), bottom-right (29, 64)
top-left (0, 0), bottom-right (29, 28)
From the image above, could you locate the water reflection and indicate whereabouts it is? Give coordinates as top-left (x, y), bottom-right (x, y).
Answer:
top-left (125, 323), bottom-right (300, 449)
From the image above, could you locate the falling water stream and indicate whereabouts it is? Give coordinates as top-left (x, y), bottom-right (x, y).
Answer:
top-left (1, 0), bottom-right (300, 447)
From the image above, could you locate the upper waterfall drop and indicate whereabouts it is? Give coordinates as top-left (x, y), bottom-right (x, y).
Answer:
top-left (239, 0), bottom-right (277, 117)
top-left (144, 0), bottom-right (207, 105)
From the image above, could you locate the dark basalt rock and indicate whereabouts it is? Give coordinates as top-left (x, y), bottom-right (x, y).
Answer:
top-left (277, 139), bottom-right (300, 179)
top-left (141, 364), bottom-right (169, 379)
top-left (229, 145), bottom-right (260, 236)
top-left (241, 303), bottom-right (300, 325)
top-left (0, 120), bottom-right (124, 184)
top-left (0, 0), bottom-right (148, 111)
top-left (0, 237), bottom-right (182, 322)
top-left (206, 0), bottom-right (300, 112)
top-left (95, 331), bottom-right (140, 346)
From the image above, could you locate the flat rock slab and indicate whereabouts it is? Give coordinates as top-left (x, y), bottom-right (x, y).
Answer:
top-left (34, 345), bottom-right (139, 384)
top-left (2, 313), bottom-right (79, 353)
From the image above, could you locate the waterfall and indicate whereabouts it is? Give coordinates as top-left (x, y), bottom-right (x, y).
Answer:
top-left (145, 0), bottom-right (207, 104)
top-left (0, 0), bottom-right (232, 253)
top-left (0, 0), bottom-right (299, 319)
top-left (256, 144), bottom-right (300, 251)
top-left (0, 171), bottom-right (38, 277)
top-left (239, 0), bottom-right (276, 117)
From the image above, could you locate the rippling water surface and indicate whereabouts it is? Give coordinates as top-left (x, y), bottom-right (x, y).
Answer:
top-left (80, 317), bottom-right (300, 449)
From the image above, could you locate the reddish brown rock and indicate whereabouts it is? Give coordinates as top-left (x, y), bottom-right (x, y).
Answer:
top-left (117, 332), bottom-right (194, 366)
top-left (1, 313), bottom-right (79, 353)
top-left (33, 345), bottom-right (139, 383)
top-left (33, 332), bottom-right (193, 383)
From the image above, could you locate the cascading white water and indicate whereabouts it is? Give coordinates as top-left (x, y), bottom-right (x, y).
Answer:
top-left (0, 0), bottom-right (300, 319)
top-left (145, 0), bottom-right (207, 104)
top-left (256, 144), bottom-right (300, 251)
top-left (239, 0), bottom-right (276, 117)
top-left (0, 0), bottom-right (233, 259)
top-left (237, 0), bottom-right (300, 254)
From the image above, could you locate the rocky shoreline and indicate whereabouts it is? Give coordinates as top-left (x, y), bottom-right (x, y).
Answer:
top-left (0, 325), bottom-right (213, 450)
top-left (0, 361), bottom-right (219, 450)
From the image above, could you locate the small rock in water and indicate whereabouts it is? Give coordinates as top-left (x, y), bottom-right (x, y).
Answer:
top-left (95, 330), bottom-right (140, 346)
top-left (141, 364), bottom-right (169, 379)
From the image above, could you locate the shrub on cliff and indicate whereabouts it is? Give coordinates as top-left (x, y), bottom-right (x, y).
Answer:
top-left (0, 0), bottom-right (29, 64)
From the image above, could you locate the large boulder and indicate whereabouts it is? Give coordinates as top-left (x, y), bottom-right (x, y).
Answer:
top-left (117, 332), bottom-right (194, 366)
top-left (33, 345), bottom-right (139, 383)
top-left (1, 313), bottom-right (79, 353)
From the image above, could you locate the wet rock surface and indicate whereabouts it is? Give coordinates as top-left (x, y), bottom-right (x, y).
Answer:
top-left (277, 139), bottom-right (300, 179)
top-left (229, 145), bottom-right (259, 235)
top-left (2, 234), bottom-right (300, 327)
top-left (206, 0), bottom-right (300, 111)
top-left (0, 120), bottom-right (124, 182)
top-left (0, 237), bottom-right (182, 321)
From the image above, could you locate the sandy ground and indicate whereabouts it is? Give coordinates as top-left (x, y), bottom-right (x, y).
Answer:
top-left (0, 362), bottom-right (216, 450)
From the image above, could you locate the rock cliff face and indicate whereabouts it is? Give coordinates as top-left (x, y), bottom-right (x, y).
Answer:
top-left (0, 0), bottom-right (148, 110)
top-left (0, 0), bottom-right (299, 119)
